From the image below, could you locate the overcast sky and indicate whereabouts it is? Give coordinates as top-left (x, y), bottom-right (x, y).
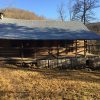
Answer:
top-left (0, 0), bottom-right (100, 21)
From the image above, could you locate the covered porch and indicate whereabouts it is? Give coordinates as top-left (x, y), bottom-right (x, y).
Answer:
top-left (0, 39), bottom-right (99, 69)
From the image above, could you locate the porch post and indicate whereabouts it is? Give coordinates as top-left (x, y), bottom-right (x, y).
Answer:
top-left (57, 42), bottom-right (59, 67)
top-left (75, 40), bottom-right (77, 57)
top-left (84, 40), bottom-right (87, 57)
top-left (21, 41), bottom-right (24, 66)
top-left (48, 47), bottom-right (50, 68)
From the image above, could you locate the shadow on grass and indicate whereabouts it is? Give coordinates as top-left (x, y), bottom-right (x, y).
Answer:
top-left (0, 64), bottom-right (100, 84)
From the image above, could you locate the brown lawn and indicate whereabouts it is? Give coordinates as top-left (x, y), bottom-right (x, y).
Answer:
top-left (0, 66), bottom-right (100, 100)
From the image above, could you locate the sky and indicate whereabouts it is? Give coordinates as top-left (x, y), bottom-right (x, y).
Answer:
top-left (0, 0), bottom-right (100, 22)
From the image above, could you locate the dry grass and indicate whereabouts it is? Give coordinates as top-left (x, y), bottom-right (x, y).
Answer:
top-left (0, 66), bottom-right (100, 100)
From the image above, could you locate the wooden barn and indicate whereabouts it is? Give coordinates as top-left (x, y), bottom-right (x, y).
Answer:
top-left (0, 18), bottom-right (100, 68)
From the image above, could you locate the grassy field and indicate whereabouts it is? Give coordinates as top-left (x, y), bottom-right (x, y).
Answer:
top-left (0, 66), bottom-right (100, 100)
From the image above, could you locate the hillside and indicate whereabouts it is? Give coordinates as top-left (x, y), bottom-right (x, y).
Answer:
top-left (1, 8), bottom-right (44, 20)
top-left (86, 22), bottom-right (100, 34)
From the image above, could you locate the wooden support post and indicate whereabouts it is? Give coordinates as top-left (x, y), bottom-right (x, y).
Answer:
top-left (70, 57), bottom-right (72, 68)
top-left (88, 41), bottom-right (91, 53)
top-left (57, 43), bottom-right (59, 68)
top-left (34, 47), bottom-right (37, 60)
top-left (86, 40), bottom-right (87, 52)
top-left (84, 40), bottom-right (87, 57)
top-left (65, 41), bottom-right (68, 54)
top-left (75, 40), bottom-right (77, 57)
top-left (65, 41), bottom-right (67, 67)
top-left (21, 41), bottom-right (24, 66)
top-left (48, 47), bottom-right (50, 68)
top-left (45, 60), bottom-right (46, 68)
top-left (34, 47), bottom-right (38, 68)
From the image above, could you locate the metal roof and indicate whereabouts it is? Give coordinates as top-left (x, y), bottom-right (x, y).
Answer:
top-left (0, 18), bottom-right (100, 40)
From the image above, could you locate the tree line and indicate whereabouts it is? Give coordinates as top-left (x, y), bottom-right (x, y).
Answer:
top-left (0, 8), bottom-right (44, 20)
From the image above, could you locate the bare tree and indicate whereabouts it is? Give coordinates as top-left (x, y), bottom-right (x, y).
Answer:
top-left (57, 3), bottom-right (66, 22)
top-left (72, 0), bottom-right (100, 24)
top-left (68, 0), bottom-right (74, 20)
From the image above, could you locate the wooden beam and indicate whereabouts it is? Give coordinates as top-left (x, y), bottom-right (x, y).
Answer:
top-left (75, 40), bottom-right (77, 57)
top-left (57, 43), bottom-right (59, 67)
top-left (48, 47), bottom-right (50, 68)
top-left (21, 41), bottom-right (24, 66)
top-left (34, 47), bottom-right (37, 60)
top-left (84, 40), bottom-right (87, 57)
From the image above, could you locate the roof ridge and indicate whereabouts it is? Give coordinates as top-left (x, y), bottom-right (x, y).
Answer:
top-left (2, 17), bottom-right (82, 23)
top-left (2, 17), bottom-right (57, 22)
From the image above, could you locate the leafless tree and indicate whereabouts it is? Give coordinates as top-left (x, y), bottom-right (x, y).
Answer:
top-left (72, 0), bottom-right (100, 24)
top-left (68, 0), bottom-right (74, 20)
top-left (57, 3), bottom-right (66, 22)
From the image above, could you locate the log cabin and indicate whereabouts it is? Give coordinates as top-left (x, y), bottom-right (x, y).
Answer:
top-left (0, 17), bottom-right (100, 68)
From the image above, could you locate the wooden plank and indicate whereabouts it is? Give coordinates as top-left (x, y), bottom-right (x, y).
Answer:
top-left (57, 43), bottom-right (59, 67)
top-left (75, 40), bottom-right (77, 57)
top-left (84, 40), bottom-right (87, 57)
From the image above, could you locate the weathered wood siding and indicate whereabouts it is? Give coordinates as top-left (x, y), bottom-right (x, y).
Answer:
top-left (0, 40), bottom-right (99, 59)
top-left (0, 40), bottom-right (20, 57)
